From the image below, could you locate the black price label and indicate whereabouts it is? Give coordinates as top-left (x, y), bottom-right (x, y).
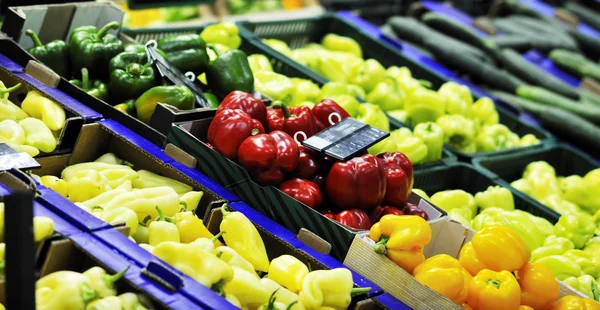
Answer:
top-left (302, 118), bottom-right (390, 161)
top-left (0, 144), bottom-right (40, 171)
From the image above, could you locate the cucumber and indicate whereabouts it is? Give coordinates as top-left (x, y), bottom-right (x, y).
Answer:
top-left (421, 12), bottom-right (498, 60)
top-left (565, 2), bottom-right (600, 32)
top-left (492, 18), bottom-right (540, 36)
top-left (491, 90), bottom-right (600, 153)
top-left (550, 49), bottom-right (600, 81)
top-left (386, 16), bottom-right (431, 45)
top-left (565, 28), bottom-right (600, 61)
top-left (492, 35), bottom-right (531, 52)
top-left (423, 37), bottom-right (521, 93)
top-left (580, 91), bottom-right (600, 107)
top-left (507, 16), bottom-right (576, 48)
top-left (499, 49), bottom-right (580, 99)
top-left (516, 86), bottom-right (600, 124)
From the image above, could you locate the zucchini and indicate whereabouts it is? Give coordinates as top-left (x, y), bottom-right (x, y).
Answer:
top-left (580, 91), bottom-right (600, 107)
top-left (565, 28), bottom-right (600, 61)
top-left (491, 90), bottom-right (600, 153)
top-left (386, 16), bottom-right (431, 45)
top-left (549, 49), bottom-right (600, 81)
top-left (499, 49), bottom-right (580, 99)
top-left (492, 35), bottom-right (531, 52)
top-left (516, 85), bottom-right (600, 124)
top-left (492, 18), bottom-right (540, 36)
top-left (565, 2), bottom-right (600, 32)
top-left (423, 37), bottom-right (522, 93)
top-left (421, 12), bottom-right (498, 60)
top-left (507, 16), bottom-right (576, 48)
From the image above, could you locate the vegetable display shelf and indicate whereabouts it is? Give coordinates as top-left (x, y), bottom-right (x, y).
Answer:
top-left (236, 13), bottom-right (554, 161)
top-left (414, 162), bottom-right (561, 224)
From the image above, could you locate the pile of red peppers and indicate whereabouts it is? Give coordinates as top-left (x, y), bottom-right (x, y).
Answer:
top-left (207, 91), bottom-right (428, 231)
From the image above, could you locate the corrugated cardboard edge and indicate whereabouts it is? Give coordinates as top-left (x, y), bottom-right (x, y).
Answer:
top-left (25, 60), bottom-right (60, 88)
top-left (165, 143), bottom-right (197, 168)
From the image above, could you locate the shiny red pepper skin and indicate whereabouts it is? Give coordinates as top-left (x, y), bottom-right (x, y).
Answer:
top-left (326, 154), bottom-right (386, 209)
top-left (207, 109), bottom-right (265, 159)
top-left (322, 210), bottom-right (336, 220)
top-left (377, 152), bottom-right (414, 207)
top-left (279, 178), bottom-right (323, 210)
top-left (312, 99), bottom-right (351, 131)
top-left (349, 209), bottom-right (371, 230)
top-left (335, 210), bottom-right (359, 229)
top-left (267, 103), bottom-right (318, 142)
top-left (370, 205), bottom-right (405, 224)
top-left (292, 146), bottom-right (320, 180)
top-left (403, 203), bottom-right (429, 221)
top-left (238, 130), bottom-right (299, 185)
top-left (217, 91), bottom-right (268, 126)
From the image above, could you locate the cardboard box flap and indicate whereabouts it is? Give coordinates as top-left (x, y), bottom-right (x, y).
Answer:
top-left (423, 218), bottom-right (473, 258)
top-left (297, 228), bottom-right (332, 255)
top-left (165, 143), bottom-right (197, 168)
top-left (25, 60), bottom-right (60, 88)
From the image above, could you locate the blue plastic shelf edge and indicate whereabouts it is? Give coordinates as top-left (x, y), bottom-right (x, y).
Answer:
top-left (518, 0), bottom-right (600, 39)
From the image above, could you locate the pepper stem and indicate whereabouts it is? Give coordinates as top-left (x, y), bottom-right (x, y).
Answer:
top-left (286, 301), bottom-right (298, 310)
top-left (139, 215), bottom-right (152, 227)
top-left (212, 231), bottom-right (224, 243)
top-left (127, 63), bottom-right (143, 77)
top-left (272, 101), bottom-right (292, 119)
top-left (351, 287), bottom-right (372, 295)
top-left (97, 21), bottom-right (119, 39)
top-left (81, 68), bottom-right (90, 91)
top-left (104, 266), bottom-right (129, 287)
top-left (81, 283), bottom-right (100, 304)
top-left (373, 235), bottom-right (389, 255)
top-left (220, 204), bottom-right (231, 217)
top-left (211, 279), bottom-right (226, 296)
top-left (155, 206), bottom-right (165, 222)
top-left (0, 83), bottom-right (22, 98)
top-left (487, 279), bottom-right (501, 289)
top-left (26, 29), bottom-right (44, 47)
top-left (90, 206), bottom-right (104, 212)
top-left (266, 289), bottom-right (279, 309)
top-left (179, 201), bottom-right (188, 212)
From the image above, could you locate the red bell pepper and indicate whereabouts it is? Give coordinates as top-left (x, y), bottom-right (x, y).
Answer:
top-left (292, 146), bottom-right (321, 180)
top-left (403, 203), bottom-right (429, 221)
top-left (238, 130), bottom-right (299, 185)
top-left (326, 154), bottom-right (386, 209)
top-left (335, 209), bottom-right (371, 230)
top-left (322, 210), bottom-right (336, 220)
top-left (312, 99), bottom-right (351, 131)
top-left (377, 152), bottom-right (414, 207)
top-left (279, 178), bottom-right (323, 210)
top-left (217, 91), bottom-right (268, 126)
top-left (370, 205), bottom-right (404, 224)
top-left (207, 109), bottom-right (265, 159)
top-left (267, 102), bottom-right (318, 142)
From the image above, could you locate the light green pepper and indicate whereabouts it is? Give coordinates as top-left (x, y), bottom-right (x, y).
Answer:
top-left (405, 88), bottom-right (445, 127)
top-left (531, 235), bottom-right (575, 261)
top-left (475, 124), bottom-right (520, 152)
top-left (448, 207), bottom-right (473, 228)
top-left (366, 77), bottom-right (405, 111)
top-left (438, 81), bottom-right (473, 116)
top-left (563, 275), bottom-right (600, 300)
top-left (247, 54), bottom-right (273, 73)
top-left (536, 255), bottom-right (583, 280)
top-left (561, 175), bottom-right (600, 215)
top-left (19, 117), bottom-right (56, 153)
top-left (321, 33), bottom-right (362, 58)
top-left (355, 103), bottom-right (389, 131)
top-left (471, 97), bottom-right (499, 126)
top-left (563, 250), bottom-right (600, 279)
top-left (430, 190), bottom-right (477, 216)
top-left (262, 38), bottom-right (292, 57)
top-left (435, 114), bottom-right (476, 149)
top-left (351, 59), bottom-right (385, 93)
top-left (554, 213), bottom-right (596, 249)
top-left (253, 71), bottom-right (294, 103)
top-left (395, 136), bottom-right (428, 164)
top-left (413, 122), bottom-right (444, 163)
top-left (474, 186), bottom-right (515, 211)
top-left (288, 78), bottom-right (320, 107)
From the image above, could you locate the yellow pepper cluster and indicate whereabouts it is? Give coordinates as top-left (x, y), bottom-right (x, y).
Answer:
top-left (0, 82), bottom-right (66, 156)
top-left (149, 205), bottom-right (369, 310)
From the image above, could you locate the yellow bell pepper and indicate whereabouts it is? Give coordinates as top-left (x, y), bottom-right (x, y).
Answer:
top-left (298, 268), bottom-right (370, 310)
top-left (268, 255), bottom-right (310, 293)
top-left (179, 191), bottom-right (203, 213)
top-left (459, 242), bottom-right (488, 277)
top-left (369, 215), bottom-right (432, 273)
top-left (550, 296), bottom-right (600, 310)
top-left (40, 175), bottom-right (68, 197)
top-left (33, 216), bottom-right (55, 242)
top-left (189, 233), bottom-right (223, 253)
top-left (413, 254), bottom-right (471, 305)
top-left (36, 270), bottom-right (99, 310)
top-left (83, 266), bottom-right (128, 297)
top-left (66, 169), bottom-right (112, 202)
top-left (61, 162), bottom-right (133, 182)
top-left (103, 186), bottom-right (180, 221)
top-left (19, 117), bottom-right (56, 153)
top-left (132, 216), bottom-right (151, 244)
top-left (132, 170), bottom-right (192, 194)
top-left (214, 246), bottom-right (258, 279)
top-left (260, 278), bottom-right (304, 310)
top-left (173, 211), bottom-right (220, 244)
top-left (516, 262), bottom-right (560, 310)
top-left (220, 205), bottom-right (270, 273)
top-left (97, 167), bottom-right (138, 189)
top-left (0, 119), bottom-right (25, 144)
top-left (85, 296), bottom-right (122, 309)
top-left (0, 82), bottom-right (28, 122)
top-left (101, 207), bottom-right (139, 235)
top-left (467, 269), bottom-right (521, 310)
top-left (152, 241), bottom-right (233, 287)
top-left (21, 90), bottom-right (66, 131)
top-left (79, 181), bottom-right (132, 208)
top-left (224, 266), bottom-right (272, 309)
top-left (471, 226), bottom-right (531, 272)
top-left (148, 207), bottom-right (180, 246)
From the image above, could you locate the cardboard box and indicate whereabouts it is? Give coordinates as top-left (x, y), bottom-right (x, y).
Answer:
top-left (168, 120), bottom-right (446, 261)
top-left (343, 217), bottom-right (588, 309)
top-left (33, 118), bottom-right (241, 232)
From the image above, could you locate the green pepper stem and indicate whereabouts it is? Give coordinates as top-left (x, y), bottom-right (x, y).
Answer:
top-left (155, 206), bottom-right (165, 222)
top-left (220, 204), bottom-right (231, 217)
top-left (127, 63), bottom-right (143, 77)
top-left (210, 279), bottom-right (226, 296)
top-left (419, 79), bottom-right (432, 88)
top-left (373, 235), bottom-right (389, 255)
top-left (179, 201), bottom-right (188, 212)
top-left (81, 68), bottom-right (90, 91)
top-left (267, 289), bottom-right (279, 309)
top-left (207, 44), bottom-right (221, 57)
top-left (272, 101), bottom-right (292, 119)
top-left (212, 231), bottom-right (224, 243)
top-left (350, 287), bottom-right (371, 295)
top-left (139, 215), bottom-right (152, 227)
top-left (0, 83), bottom-right (22, 97)
top-left (90, 206), bottom-right (104, 212)
top-left (104, 266), bottom-right (129, 287)
top-left (487, 279), bottom-right (501, 289)
top-left (286, 301), bottom-right (298, 310)
top-left (81, 283), bottom-right (100, 304)
top-left (97, 21), bottom-right (120, 39)
top-left (383, 76), bottom-right (399, 92)
top-left (25, 29), bottom-right (44, 47)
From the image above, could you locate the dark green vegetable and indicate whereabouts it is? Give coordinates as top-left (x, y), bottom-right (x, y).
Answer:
top-left (157, 34), bottom-right (209, 75)
top-left (516, 85), bottom-right (600, 124)
top-left (492, 19), bottom-right (540, 36)
top-left (25, 29), bottom-right (69, 77)
top-left (108, 52), bottom-right (159, 103)
top-left (70, 68), bottom-right (109, 102)
top-left (565, 2), bottom-right (600, 33)
top-left (69, 22), bottom-right (124, 80)
top-left (549, 49), bottom-right (600, 81)
top-left (206, 48), bottom-right (254, 97)
top-left (580, 91), bottom-right (600, 107)
top-left (565, 28), bottom-right (600, 61)
top-left (499, 49), bottom-right (580, 99)
top-left (491, 35), bottom-right (532, 52)
top-left (204, 92), bottom-right (220, 108)
top-left (507, 16), bottom-right (577, 48)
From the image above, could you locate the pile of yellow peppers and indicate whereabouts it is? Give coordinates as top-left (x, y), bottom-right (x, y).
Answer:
top-left (146, 205), bottom-right (370, 309)
top-left (371, 217), bottom-right (598, 310)
top-left (0, 82), bottom-right (66, 156)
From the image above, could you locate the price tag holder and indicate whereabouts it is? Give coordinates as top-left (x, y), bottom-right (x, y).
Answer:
top-left (0, 144), bottom-right (40, 171)
top-left (145, 41), bottom-right (210, 108)
top-left (301, 118), bottom-right (390, 161)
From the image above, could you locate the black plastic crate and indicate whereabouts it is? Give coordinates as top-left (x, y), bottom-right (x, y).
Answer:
top-left (415, 162), bottom-right (561, 223)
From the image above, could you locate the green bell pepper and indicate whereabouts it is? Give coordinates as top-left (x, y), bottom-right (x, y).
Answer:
top-left (531, 235), bottom-right (575, 261)
top-left (114, 99), bottom-right (136, 116)
top-left (366, 77), bottom-right (405, 111)
top-left (327, 95), bottom-right (360, 118)
top-left (157, 34), bottom-right (209, 75)
top-left (386, 110), bottom-right (408, 123)
top-left (200, 22), bottom-right (241, 50)
top-left (396, 136), bottom-right (428, 164)
top-left (206, 48), bottom-right (254, 97)
top-left (472, 97), bottom-right (499, 126)
top-left (413, 122), bottom-right (444, 163)
top-left (435, 114), bottom-right (476, 149)
top-left (351, 59), bottom-right (385, 93)
top-left (368, 128), bottom-right (411, 155)
top-left (385, 66), bottom-right (422, 96)
top-left (355, 103), bottom-right (389, 131)
top-left (405, 88), bottom-right (445, 127)
top-left (518, 134), bottom-right (540, 147)
top-left (438, 82), bottom-right (473, 116)
top-left (563, 250), bottom-right (600, 279)
top-left (448, 207), bottom-right (474, 228)
top-left (536, 255), bottom-right (583, 280)
top-left (204, 92), bottom-right (220, 109)
top-left (320, 82), bottom-right (366, 101)
top-left (475, 124), bottom-right (520, 152)
top-left (247, 54), bottom-right (273, 73)
top-left (69, 22), bottom-right (124, 80)
top-left (321, 33), bottom-right (362, 58)
top-left (584, 237), bottom-right (600, 256)
top-left (135, 85), bottom-right (195, 123)
top-left (108, 52), bottom-right (158, 103)
top-left (554, 213), bottom-right (596, 249)
top-left (563, 275), bottom-right (600, 301)
top-left (474, 186), bottom-right (515, 211)
top-left (496, 210), bottom-right (545, 251)
top-left (527, 213), bottom-right (554, 237)
top-left (26, 29), bottom-right (69, 77)
top-left (123, 43), bottom-right (168, 59)
top-left (70, 68), bottom-right (109, 101)
top-left (431, 190), bottom-right (477, 216)
top-left (288, 78), bottom-right (320, 107)
top-left (254, 71), bottom-right (294, 103)
top-left (561, 175), bottom-right (600, 215)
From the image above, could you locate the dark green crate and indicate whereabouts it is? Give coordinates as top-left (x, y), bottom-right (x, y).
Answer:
top-left (237, 14), bottom-right (554, 160)
top-left (414, 162), bottom-right (561, 223)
